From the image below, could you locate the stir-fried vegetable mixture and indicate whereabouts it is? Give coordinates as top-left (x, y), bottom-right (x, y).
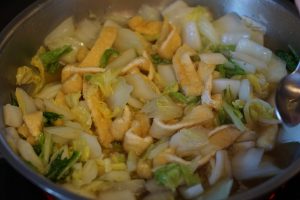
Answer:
top-left (4, 1), bottom-right (293, 199)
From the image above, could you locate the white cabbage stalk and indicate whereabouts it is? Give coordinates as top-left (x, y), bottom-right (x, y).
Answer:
top-left (162, 0), bottom-right (192, 27)
top-left (100, 171), bottom-right (131, 182)
top-left (199, 53), bottom-right (227, 65)
top-left (127, 96), bottom-right (144, 109)
top-left (81, 160), bottom-right (98, 184)
top-left (98, 190), bottom-right (136, 200)
top-left (44, 99), bottom-right (75, 120)
top-left (5, 127), bottom-right (20, 153)
top-left (232, 148), bottom-right (281, 180)
top-left (231, 59), bottom-right (256, 73)
top-left (127, 151), bottom-right (138, 172)
top-left (81, 133), bottom-right (102, 158)
top-left (180, 184), bottom-right (204, 199)
top-left (236, 38), bottom-right (272, 63)
top-left (231, 51), bottom-right (267, 71)
top-left (157, 64), bottom-right (177, 87)
top-left (138, 5), bottom-right (161, 21)
top-left (221, 31), bottom-right (250, 45)
top-left (123, 129), bottom-right (153, 156)
top-left (265, 56), bottom-right (287, 83)
top-left (3, 104), bottom-right (23, 127)
top-left (106, 48), bottom-right (137, 71)
top-left (35, 83), bottom-right (62, 99)
top-left (238, 79), bottom-right (252, 101)
top-left (170, 127), bottom-right (209, 157)
top-left (45, 17), bottom-right (75, 47)
top-left (182, 21), bottom-right (202, 50)
top-left (107, 78), bottom-right (133, 111)
top-left (45, 126), bottom-right (81, 140)
top-left (125, 73), bottom-right (158, 102)
top-left (142, 95), bottom-right (183, 121)
top-left (197, 179), bottom-right (233, 200)
top-left (15, 87), bottom-right (37, 114)
top-left (198, 17), bottom-right (219, 44)
top-left (147, 141), bottom-right (169, 160)
top-left (64, 120), bottom-right (85, 130)
top-left (18, 139), bottom-right (44, 173)
top-left (214, 13), bottom-right (249, 36)
top-left (232, 148), bottom-right (264, 179)
top-left (212, 79), bottom-right (241, 97)
top-left (208, 150), bottom-right (227, 185)
top-left (233, 161), bottom-right (281, 180)
top-left (74, 18), bottom-right (101, 49)
top-left (150, 105), bottom-right (214, 139)
top-left (114, 28), bottom-right (148, 55)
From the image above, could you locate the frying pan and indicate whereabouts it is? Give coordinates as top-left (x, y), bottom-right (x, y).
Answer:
top-left (0, 0), bottom-right (299, 199)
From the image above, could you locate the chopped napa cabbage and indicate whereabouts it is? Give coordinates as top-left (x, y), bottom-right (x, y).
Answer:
top-left (87, 69), bottom-right (118, 97)
top-left (142, 95), bottom-right (183, 121)
top-left (32, 132), bottom-right (53, 164)
top-left (16, 47), bottom-right (46, 94)
top-left (100, 48), bottom-right (120, 68)
top-left (185, 6), bottom-right (212, 22)
top-left (138, 4), bottom-right (161, 21)
top-left (169, 92), bottom-right (200, 105)
top-left (223, 102), bottom-right (246, 131)
top-left (170, 127), bottom-right (209, 157)
top-left (74, 18), bottom-right (101, 49)
top-left (125, 73), bottom-right (159, 102)
top-left (107, 77), bottom-right (133, 112)
top-left (244, 98), bottom-right (277, 127)
top-left (43, 111), bottom-right (63, 126)
top-left (46, 149), bottom-right (81, 182)
top-left (72, 137), bottom-right (90, 161)
top-left (216, 59), bottom-right (246, 78)
top-left (246, 73), bottom-right (269, 99)
top-left (3, 104), bottom-right (23, 128)
top-left (114, 28), bottom-right (150, 55)
top-left (154, 163), bottom-right (200, 191)
top-left (18, 139), bottom-right (45, 173)
top-left (16, 66), bottom-right (41, 86)
top-left (65, 92), bottom-right (81, 108)
top-left (40, 45), bottom-right (72, 74)
top-left (71, 101), bottom-right (92, 130)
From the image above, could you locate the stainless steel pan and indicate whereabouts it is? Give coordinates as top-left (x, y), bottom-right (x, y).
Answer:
top-left (0, 0), bottom-right (299, 199)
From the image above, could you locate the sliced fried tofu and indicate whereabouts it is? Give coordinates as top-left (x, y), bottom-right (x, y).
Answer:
top-left (84, 83), bottom-right (113, 147)
top-left (172, 45), bottom-right (202, 96)
top-left (23, 111), bottom-right (43, 138)
top-left (62, 73), bottom-right (83, 94)
top-left (158, 25), bottom-right (181, 59)
top-left (79, 26), bottom-right (118, 67)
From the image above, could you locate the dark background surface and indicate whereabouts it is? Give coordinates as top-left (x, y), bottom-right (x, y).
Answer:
top-left (0, 0), bottom-right (300, 200)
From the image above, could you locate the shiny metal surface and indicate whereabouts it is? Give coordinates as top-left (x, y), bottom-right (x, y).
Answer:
top-left (276, 62), bottom-right (300, 126)
top-left (0, 0), bottom-right (299, 200)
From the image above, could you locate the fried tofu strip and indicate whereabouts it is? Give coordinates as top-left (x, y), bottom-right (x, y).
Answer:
top-left (79, 26), bottom-right (118, 67)
top-left (84, 83), bottom-right (113, 147)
